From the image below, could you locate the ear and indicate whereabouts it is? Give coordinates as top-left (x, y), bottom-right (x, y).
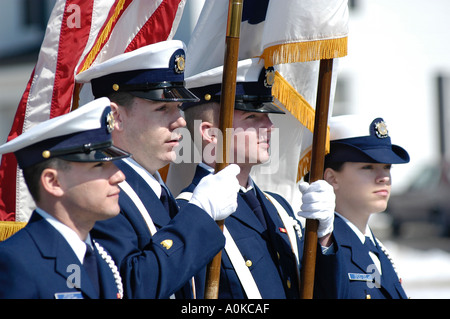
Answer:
top-left (324, 167), bottom-right (339, 190)
top-left (110, 101), bottom-right (124, 131)
top-left (40, 168), bottom-right (64, 198)
top-left (200, 121), bottom-right (217, 144)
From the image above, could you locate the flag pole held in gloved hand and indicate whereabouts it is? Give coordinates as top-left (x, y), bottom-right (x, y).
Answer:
top-left (204, 0), bottom-right (244, 300)
top-left (300, 58), bottom-right (334, 299)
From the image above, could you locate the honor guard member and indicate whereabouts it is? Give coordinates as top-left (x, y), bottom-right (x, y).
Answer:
top-left (177, 58), bottom-right (336, 299)
top-left (0, 98), bottom-right (130, 299)
top-left (314, 115), bottom-right (409, 299)
top-left (75, 40), bottom-right (240, 299)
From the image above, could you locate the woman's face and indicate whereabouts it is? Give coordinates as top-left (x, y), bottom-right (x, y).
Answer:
top-left (325, 162), bottom-right (392, 217)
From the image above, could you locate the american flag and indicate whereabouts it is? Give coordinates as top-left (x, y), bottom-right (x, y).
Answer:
top-left (0, 0), bottom-right (187, 222)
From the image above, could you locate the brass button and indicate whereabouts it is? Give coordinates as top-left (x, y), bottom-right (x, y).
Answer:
top-left (245, 260), bottom-right (252, 267)
top-left (286, 279), bottom-right (291, 289)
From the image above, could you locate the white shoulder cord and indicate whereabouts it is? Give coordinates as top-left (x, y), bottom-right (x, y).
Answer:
top-left (93, 240), bottom-right (124, 299)
top-left (119, 180), bottom-right (158, 236)
top-left (178, 191), bottom-right (262, 298)
top-left (178, 191), bottom-right (304, 298)
top-left (263, 192), bottom-right (302, 265)
top-left (118, 181), bottom-right (180, 299)
top-left (223, 226), bottom-right (262, 299)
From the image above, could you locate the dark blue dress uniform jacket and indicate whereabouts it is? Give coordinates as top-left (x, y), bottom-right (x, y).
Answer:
top-left (92, 159), bottom-right (225, 299)
top-left (0, 212), bottom-right (120, 299)
top-left (177, 165), bottom-right (304, 299)
top-left (314, 214), bottom-right (408, 299)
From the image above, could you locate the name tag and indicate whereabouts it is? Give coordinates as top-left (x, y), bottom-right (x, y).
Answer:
top-left (348, 273), bottom-right (373, 282)
top-left (54, 291), bottom-right (84, 299)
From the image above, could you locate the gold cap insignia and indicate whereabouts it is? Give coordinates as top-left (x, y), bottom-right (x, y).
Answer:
top-left (160, 239), bottom-right (173, 250)
top-left (106, 111), bottom-right (115, 133)
top-left (204, 94), bottom-right (211, 101)
top-left (374, 121), bottom-right (389, 139)
top-left (264, 68), bottom-right (275, 88)
top-left (112, 84), bottom-right (120, 91)
top-left (174, 55), bottom-right (185, 74)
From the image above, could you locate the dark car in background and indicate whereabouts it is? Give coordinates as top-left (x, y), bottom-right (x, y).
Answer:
top-left (387, 163), bottom-right (450, 237)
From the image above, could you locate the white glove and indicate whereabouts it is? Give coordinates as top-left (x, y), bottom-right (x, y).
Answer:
top-left (189, 164), bottom-right (240, 221)
top-left (297, 180), bottom-right (335, 238)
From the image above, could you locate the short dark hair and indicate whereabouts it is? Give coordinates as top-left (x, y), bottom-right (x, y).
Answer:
top-left (303, 156), bottom-right (345, 182)
top-left (22, 158), bottom-right (71, 202)
top-left (183, 102), bottom-right (220, 138)
top-left (324, 155), bottom-right (345, 172)
top-left (107, 92), bottom-right (135, 109)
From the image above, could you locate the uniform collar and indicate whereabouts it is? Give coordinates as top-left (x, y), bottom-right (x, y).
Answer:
top-left (241, 172), bottom-right (255, 193)
top-left (122, 157), bottom-right (165, 198)
top-left (334, 211), bottom-right (375, 245)
top-left (35, 207), bottom-right (92, 263)
top-left (198, 162), bottom-right (214, 173)
top-left (198, 162), bottom-right (255, 193)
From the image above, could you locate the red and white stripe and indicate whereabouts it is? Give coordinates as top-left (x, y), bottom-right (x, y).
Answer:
top-left (0, 0), bottom-right (185, 221)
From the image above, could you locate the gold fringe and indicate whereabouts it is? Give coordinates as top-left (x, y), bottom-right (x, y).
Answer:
top-left (298, 149), bottom-right (312, 182)
top-left (0, 221), bottom-right (27, 241)
top-left (273, 71), bottom-right (316, 132)
top-left (78, 0), bottom-right (126, 74)
top-left (272, 72), bottom-right (330, 181)
top-left (296, 134), bottom-right (330, 182)
top-left (71, 0), bottom-right (126, 112)
top-left (262, 36), bottom-right (347, 67)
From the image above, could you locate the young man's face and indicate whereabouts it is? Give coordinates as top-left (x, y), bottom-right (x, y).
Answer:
top-left (116, 98), bottom-right (186, 173)
top-left (56, 161), bottom-right (125, 224)
top-left (231, 110), bottom-right (274, 167)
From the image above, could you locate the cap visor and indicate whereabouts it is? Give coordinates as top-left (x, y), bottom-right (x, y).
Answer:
top-left (130, 87), bottom-right (200, 102)
top-left (60, 145), bottom-right (131, 162)
top-left (330, 143), bottom-right (410, 164)
top-left (364, 145), bottom-right (410, 164)
top-left (234, 101), bottom-right (285, 114)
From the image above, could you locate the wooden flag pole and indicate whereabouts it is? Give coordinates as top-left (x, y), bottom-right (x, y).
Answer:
top-left (204, 0), bottom-right (244, 299)
top-left (300, 58), bottom-right (334, 299)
